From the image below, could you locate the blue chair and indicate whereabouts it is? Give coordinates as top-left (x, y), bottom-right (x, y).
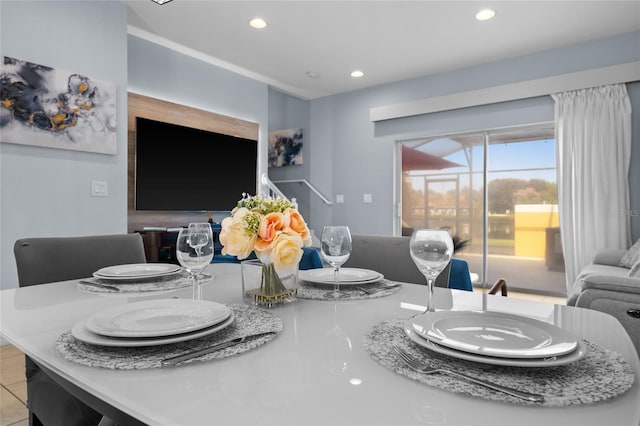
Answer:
top-left (446, 258), bottom-right (474, 292)
top-left (212, 247), bottom-right (323, 270)
top-left (299, 247), bottom-right (323, 270)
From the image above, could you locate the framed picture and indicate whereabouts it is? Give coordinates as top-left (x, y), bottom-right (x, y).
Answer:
top-left (0, 56), bottom-right (117, 155)
top-left (268, 128), bottom-right (303, 167)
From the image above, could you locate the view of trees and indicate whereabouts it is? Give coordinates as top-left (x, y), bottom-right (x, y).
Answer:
top-left (488, 178), bottom-right (557, 213)
top-left (408, 178), bottom-right (558, 215)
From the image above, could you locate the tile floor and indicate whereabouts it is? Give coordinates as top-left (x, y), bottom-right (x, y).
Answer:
top-left (0, 291), bottom-right (566, 426)
top-left (0, 344), bottom-right (28, 426)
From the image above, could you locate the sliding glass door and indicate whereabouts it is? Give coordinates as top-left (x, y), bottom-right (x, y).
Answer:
top-left (398, 124), bottom-right (566, 296)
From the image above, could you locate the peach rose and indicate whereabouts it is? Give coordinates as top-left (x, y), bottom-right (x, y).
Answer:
top-left (269, 232), bottom-right (304, 270)
top-left (220, 208), bottom-right (256, 259)
top-left (284, 208), bottom-right (312, 247)
top-left (255, 212), bottom-right (289, 252)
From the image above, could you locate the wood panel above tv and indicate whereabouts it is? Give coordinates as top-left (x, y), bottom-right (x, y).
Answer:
top-left (127, 92), bottom-right (259, 233)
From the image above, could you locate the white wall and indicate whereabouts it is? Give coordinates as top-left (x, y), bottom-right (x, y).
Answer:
top-left (0, 1), bottom-right (128, 290)
top-left (127, 34), bottom-right (269, 222)
top-left (267, 88), bottom-right (312, 219)
top-left (307, 32), bottom-right (640, 238)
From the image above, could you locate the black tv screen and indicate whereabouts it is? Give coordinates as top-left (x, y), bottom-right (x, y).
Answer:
top-left (135, 117), bottom-right (257, 211)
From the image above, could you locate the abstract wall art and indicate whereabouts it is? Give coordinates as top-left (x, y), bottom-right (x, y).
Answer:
top-left (0, 56), bottom-right (117, 154)
top-left (268, 128), bottom-right (303, 167)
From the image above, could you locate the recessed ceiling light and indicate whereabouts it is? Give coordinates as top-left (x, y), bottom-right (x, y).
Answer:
top-left (350, 70), bottom-right (364, 78)
top-left (475, 9), bottom-right (496, 21)
top-left (249, 18), bottom-right (268, 29)
top-left (150, 0), bottom-right (174, 4)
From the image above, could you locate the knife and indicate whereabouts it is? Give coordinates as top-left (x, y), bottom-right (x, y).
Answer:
top-left (161, 331), bottom-right (277, 366)
top-left (78, 280), bottom-right (120, 291)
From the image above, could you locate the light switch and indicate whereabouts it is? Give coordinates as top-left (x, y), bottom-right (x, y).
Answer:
top-left (364, 193), bottom-right (373, 203)
top-left (91, 180), bottom-right (108, 197)
top-left (336, 194), bottom-right (345, 204)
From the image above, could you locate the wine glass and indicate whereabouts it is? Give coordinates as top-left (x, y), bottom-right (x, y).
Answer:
top-left (320, 226), bottom-right (352, 298)
top-left (176, 223), bottom-right (214, 299)
top-left (409, 228), bottom-right (454, 315)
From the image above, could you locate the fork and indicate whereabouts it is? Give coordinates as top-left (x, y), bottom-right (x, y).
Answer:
top-left (393, 346), bottom-right (545, 403)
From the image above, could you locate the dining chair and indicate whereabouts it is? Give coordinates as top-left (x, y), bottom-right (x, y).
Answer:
top-left (344, 234), bottom-right (427, 284)
top-left (435, 258), bottom-right (474, 291)
top-left (13, 233), bottom-right (147, 426)
top-left (344, 234), bottom-right (507, 295)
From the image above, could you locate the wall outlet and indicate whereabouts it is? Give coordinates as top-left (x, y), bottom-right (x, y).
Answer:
top-left (336, 194), bottom-right (345, 204)
top-left (91, 180), bottom-right (108, 197)
top-left (363, 193), bottom-right (373, 203)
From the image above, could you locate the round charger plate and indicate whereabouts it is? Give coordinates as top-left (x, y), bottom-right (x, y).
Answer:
top-left (405, 325), bottom-right (587, 368)
top-left (299, 268), bottom-right (383, 286)
top-left (85, 299), bottom-right (231, 338)
top-left (72, 311), bottom-right (235, 347)
top-left (93, 263), bottom-right (182, 280)
top-left (409, 310), bottom-right (579, 359)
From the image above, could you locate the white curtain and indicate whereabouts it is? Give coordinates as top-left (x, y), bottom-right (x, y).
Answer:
top-left (553, 84), bottom-right (632, 293)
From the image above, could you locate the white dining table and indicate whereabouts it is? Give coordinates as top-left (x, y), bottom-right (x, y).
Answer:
top-left (1, 263), bottom-right (638, 426)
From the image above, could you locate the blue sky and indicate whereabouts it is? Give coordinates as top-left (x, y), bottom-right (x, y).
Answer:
top-left (408, 138), bottom-right (557, 192)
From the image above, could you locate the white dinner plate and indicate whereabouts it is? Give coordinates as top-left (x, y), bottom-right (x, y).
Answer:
top-left (404, 323), bottom-right (587, 367)
top-left (409, 311), bottom-right (579, 359)
top-left (72, 311), bottom-right (235, 347)
top-left (93, 263), bottom-right (182, 280)
top-left (85, 299), bottom-right (231, 338)
top-left (299, 268), bottom-right (383, 286)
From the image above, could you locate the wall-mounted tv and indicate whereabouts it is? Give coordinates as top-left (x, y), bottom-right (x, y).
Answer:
top-left (135, 117), bottom-right (257, 211)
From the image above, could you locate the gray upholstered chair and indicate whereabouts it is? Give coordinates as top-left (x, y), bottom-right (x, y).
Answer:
top-left (568, 248), bottom-right (640, 356)
top-left (343, 234), bottom-right (507, 295)
top-left (343, 234), bottom-right (426, 284)
top-left (14, 234), bottom-right (147, 426)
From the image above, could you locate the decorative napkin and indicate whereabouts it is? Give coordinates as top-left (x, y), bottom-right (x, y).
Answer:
top-left (297, 279), bottom-right (402, 301)
top-left (76, 271), bottom-right (207, 294)
top-left (56, 304), bottom-right (281, 369)
top-left (363, 318), bottom-right (635, 407)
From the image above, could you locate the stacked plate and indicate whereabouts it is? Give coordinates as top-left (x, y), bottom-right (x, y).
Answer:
top-left (93, 263), bottom-right (182, 281)
top-left (404, 311), bottom-right (587, 367)
top-left (71, 299), bottom-right (234, 347)
top-left (299, 267), bottom-right (383, 286)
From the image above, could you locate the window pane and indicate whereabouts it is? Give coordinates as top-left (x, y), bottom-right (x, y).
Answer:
top-left (399, 125), bottom-right (566, 296)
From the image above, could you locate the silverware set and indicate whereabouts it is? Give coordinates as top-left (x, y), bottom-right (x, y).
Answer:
top-left (161, 331), bottom-right (277, 366)
top-left (393, 346), bottom-right (545, 403)
top-left (79, 280), bottom-right (120, 291)
top-left (356, 283), bottom-right (401, 295)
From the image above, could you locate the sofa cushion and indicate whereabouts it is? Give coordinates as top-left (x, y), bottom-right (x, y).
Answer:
top-left (568, 263), bottom-right (634, 306)
top-left (619, 238), bottom-right (640, 268)
top-left (629, 259), bottom-right (640, 277)
top-left (577, 263), bottom-right (630, 279)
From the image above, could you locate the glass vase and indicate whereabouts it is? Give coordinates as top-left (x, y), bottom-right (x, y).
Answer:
top-left (241, 259), bottom-right (298, 308)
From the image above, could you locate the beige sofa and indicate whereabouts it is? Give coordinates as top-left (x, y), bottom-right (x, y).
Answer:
top-left (568, 248), bottom-right (640, 355)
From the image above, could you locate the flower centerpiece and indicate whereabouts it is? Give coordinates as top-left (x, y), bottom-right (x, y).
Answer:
top-left (220, 194), bottom-right (312, 306)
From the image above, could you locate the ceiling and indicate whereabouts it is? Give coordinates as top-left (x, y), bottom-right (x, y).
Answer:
top-left (125, 0), bottom-right (640, 100)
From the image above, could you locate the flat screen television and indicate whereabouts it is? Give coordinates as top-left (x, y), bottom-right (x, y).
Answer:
top-left (135, 117), bottom-right (257, 211)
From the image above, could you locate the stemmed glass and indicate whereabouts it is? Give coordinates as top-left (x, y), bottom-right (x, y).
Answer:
top-left (320, 226), bottom-right (352, 299)
top-left (409, 228), bottom-right (454, 315)
top-left (176, 223), bottom-right (214, 299)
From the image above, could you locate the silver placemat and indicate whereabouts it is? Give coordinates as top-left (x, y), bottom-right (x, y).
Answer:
top-left (363, 318), bottom-right (635, 406)
top-left (297, 279), bottom-right (401, 301)
top-left (76, 271), bottom-right (209, 294)
top-left (56, 304), bottom-right (281, 369)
